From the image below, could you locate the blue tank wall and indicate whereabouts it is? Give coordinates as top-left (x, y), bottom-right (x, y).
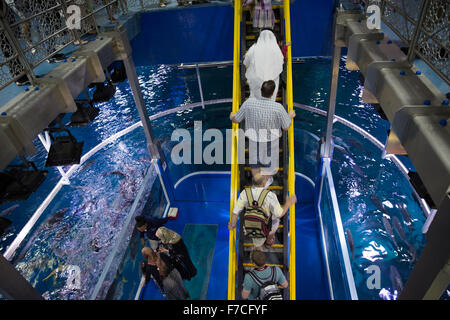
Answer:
top-left (131, 1), bottom-right (335, 65)
top-left (291, 0), bottom-right (335, 57)
top-left (131, 4), bottom-right (234, 65)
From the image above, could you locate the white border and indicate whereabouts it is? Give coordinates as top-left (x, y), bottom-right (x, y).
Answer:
top-left (173, 171), bottom-right (231, 189)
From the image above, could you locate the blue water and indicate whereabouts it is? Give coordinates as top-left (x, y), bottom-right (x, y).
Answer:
top-left (0, 54), bottom-right (431, 300)
top-left (292, 55), bottom-right (427, 300)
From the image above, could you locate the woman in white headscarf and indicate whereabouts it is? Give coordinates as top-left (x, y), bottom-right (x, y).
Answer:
top-left (244, 29), bottom-right (284, 101)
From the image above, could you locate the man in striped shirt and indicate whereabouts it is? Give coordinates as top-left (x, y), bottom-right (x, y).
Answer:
top-left (229, 80), bottom-right (295, 178)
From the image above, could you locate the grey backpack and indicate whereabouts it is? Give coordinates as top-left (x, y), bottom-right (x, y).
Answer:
top-left (248, 267), bottom-right (283, 300)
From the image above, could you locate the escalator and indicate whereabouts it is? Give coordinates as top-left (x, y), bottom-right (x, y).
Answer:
top-left (229, 2), bottom-right (295, 300)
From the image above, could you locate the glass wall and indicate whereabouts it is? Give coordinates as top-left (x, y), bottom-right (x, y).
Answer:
top-left (102, 163), bottom-right (170, 300)
top-left (318, 159), bottom-right (357, 300)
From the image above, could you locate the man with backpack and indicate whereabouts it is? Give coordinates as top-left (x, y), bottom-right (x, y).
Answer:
top-left (228, 171), bottom-right (297, 250)
top-left (242, 250), bottom-right (288, 300)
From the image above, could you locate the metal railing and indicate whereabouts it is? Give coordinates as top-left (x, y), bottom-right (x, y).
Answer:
top-left (227, 0), bottom-right (241, 300)
top-left (360, 0), bottom-right (449, 85)
top-left (283, 0), bottom-right (296, 300)
top-left (0, 0), bottom-right (124, 91)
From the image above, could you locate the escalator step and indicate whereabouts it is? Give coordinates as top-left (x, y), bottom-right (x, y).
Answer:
top-left (243, 263), bottom-right (283, 268)
top-left (244, 185), bottom-right (283, 190)
top-left (244, 243), bottom-right (284, 249)
top-left (243, 4), bottom-right (282, 11)
top-left (246, 19), bottom-right (280, 25)
top-left (244, 148), bottom-right (283, 153)
top-left (243, 167), bottom-right (283, 171)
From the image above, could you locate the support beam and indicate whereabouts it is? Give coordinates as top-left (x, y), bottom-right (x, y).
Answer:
top-left (324, 9), bottom-right (342, 158)
top-left (400, 194), bottom-right (450, 300)
top-left (122, 56), bottom-right (165, 164)
top-left (0, 255), bottom-right (44, 300)
top-left (196, 64), bottom-right (205, 110)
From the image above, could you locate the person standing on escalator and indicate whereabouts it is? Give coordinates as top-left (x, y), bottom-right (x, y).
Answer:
top-left (243, 29), bottom-right (284, 101)
top-left (243, 0), bottom-right (275, 30)
top-left (230, 80), bottom-right (295, 178)
top-left (242, 250), bottom-right (288, 300)
top-left (228, 171), bottom-right (296, 249)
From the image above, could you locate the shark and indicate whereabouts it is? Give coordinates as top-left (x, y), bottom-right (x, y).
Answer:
top-left (345, 228), bottom-right (355, 260)
top-left (382, 215), bottom-right (399, 250)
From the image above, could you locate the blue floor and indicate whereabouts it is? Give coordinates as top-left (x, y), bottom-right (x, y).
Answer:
top-left (182, 223), bottom-right (219, 300)
top-left (140, 172), bottom-right (329, 300)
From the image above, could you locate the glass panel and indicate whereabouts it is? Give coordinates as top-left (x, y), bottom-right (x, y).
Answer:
top-left (103, 164), bottom-right (169, 300)
top-left (318, 164), bottom-right (353, 300)
top-left (150, 102), bottom-right (233, 193)
top-left (294, 128), bottom-right (320, 181)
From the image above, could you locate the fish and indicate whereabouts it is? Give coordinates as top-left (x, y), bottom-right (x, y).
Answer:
top-left (0, 204), bottom-right (19, 218)
top-left (392, 216), bottom-right (409, 246)
top-left (12, 208), bottom-right (69, 264)
top-left (349, 159), bottom-right (366, 178)
top-left (389, 265), bottom-right (403, 295)
top-left (47, 208), bottom-right (68, 225)
top-left (370, 194), bottom-right (387, 214)
top-left (396, 203), bottom-right (413, 231)
top-left (332, 135), bottom-right (351, 150)
top-left (70, 185), bottom-right (94, 193)
top-left (392, 216), bottom-right (416, 262)
top-left (103, 170), bottom-right (127, 178)
top-left (382, 215), bottom-right (399, 250)
top-left (345, 137), bottom-right (371, 155)
top-left (333, 144), bottom-right (352, 157)
top-left (79, 159), bottom-right (95, 173)
top-left (345, 228), bottom-right (355, 260)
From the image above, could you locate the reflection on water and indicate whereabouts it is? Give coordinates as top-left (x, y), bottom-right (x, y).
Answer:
top-left (293, 57), bottom-right (427, 300)
top-left (12, 133), bottom-right (151, 299)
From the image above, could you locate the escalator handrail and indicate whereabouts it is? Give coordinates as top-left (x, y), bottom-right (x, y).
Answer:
top-left (228, 0), bottom-right (242, 301)
top-left (283, 0), bottom-right (296, 300)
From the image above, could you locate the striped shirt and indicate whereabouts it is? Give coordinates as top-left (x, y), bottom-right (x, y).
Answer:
top-left (234, 97), bottom-right (291, 142)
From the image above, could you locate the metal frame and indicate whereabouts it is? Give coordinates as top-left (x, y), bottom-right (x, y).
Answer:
top-left (377, 0), bottom-right (448, 84)
top-left (324, 158), bottom-right (359, 299)
top-left (195, 64), bottom-right (205, 109)
top-left (316, 159), bottom-right (335, 300)
top-left (0, 0), bottom-right (121, 91)
top-left (324, 9), bottom-right (341, 159)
